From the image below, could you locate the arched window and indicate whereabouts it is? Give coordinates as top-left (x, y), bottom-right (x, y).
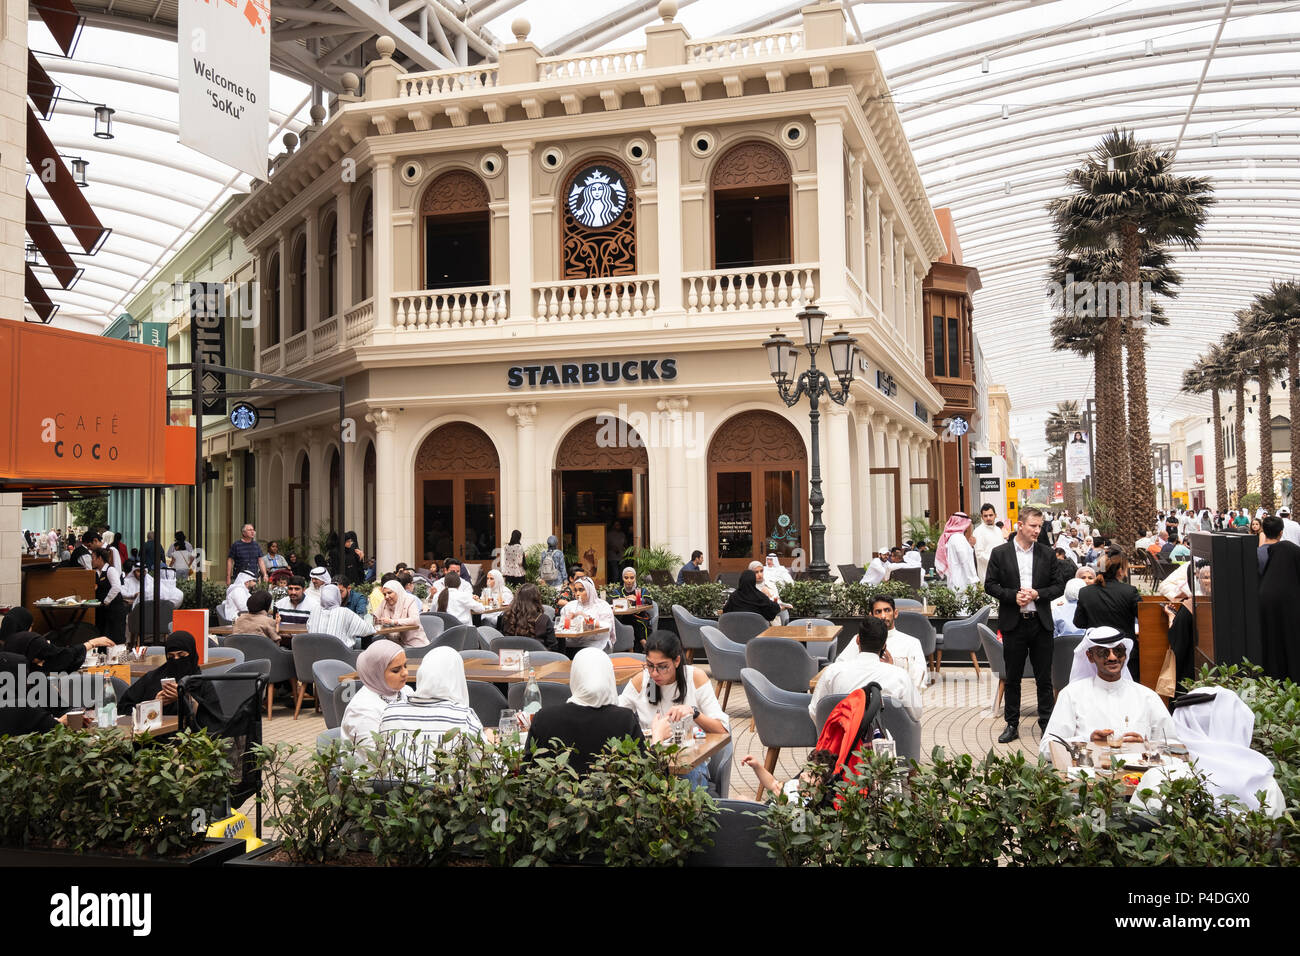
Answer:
top-left (415, 424), bottom-right (499, 562)
top-left (421, 170), bottom-right (490, 289)
top-left (359, 195), bottom-right (374, 302)
top-left (323, 217), bottom-right (338, 317)
top-left (290, 455), bottom-right (311, 541)
top-left (362, 441), bottom-right (376, 558)
top-left (290, 236), bottom-right (308, 335)
top-left (264, 254), bottom-right (281, 347)
top-left (711, 141), bottom-right (792, 269)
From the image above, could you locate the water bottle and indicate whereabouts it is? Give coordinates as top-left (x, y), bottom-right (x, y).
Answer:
top-left (522, 669), bottom-right (543, 728)
top-left (96, 675), bottom-right (117, 730)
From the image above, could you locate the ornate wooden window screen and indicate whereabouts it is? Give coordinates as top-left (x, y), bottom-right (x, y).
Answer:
top-left (561, 157), bottom-right (637, 279)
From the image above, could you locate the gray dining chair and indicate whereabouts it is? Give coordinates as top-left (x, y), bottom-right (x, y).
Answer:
top-left (787, 617), bottom-right (835, 662)
top-left (978, 623), bottom-right (1036, 718)
top-left (468, 680), bottom-right (508, 729)
top-left (671, 606), bottom-right (713, 662)
top-left (699, 625), bottom-right (746, 711)
top-left (894, 597), bottom-right (924, 611)
top-left (145, 644), bottom-right (166, 657)
top-left (460, 649), bottom-right (498, 661)
top-left (937, 605), bottom-right (991, 674)
top-left (224, 633), bottom-right (295, 718)
top-left (709, 741), bottom-right (735, 800)
top-left (435, 624), bottom-right (481, 652)
top-left (418, 614), bottom-right (445, 644)
top-left (717, 571), bottom-right (742, 589)
top-left (745, 637), bottom-right (816, 694)
top-left (686, 798), bottom-right (775, 867)
top-left (612, 621), bottom-right (634, 652)
top-left (291, 634), bottom-right (359, 719)
top-left (405, 644), bottom-right (435, 660)
top-left (432, 611), bottom-right (463, 632)
top-left (879, 696), bottom-right (922, 763)
top-left (541, 605), bottom-right (556, 621)
top-left (718, 611), bottom-right (770, 645)
top-left (507, 680), bottom-right (570, 711)
top-left (527, 651), bottom-right (568, 665)
top-left (1052, 634), bottom-right (1084, 699)
top-left (477, 625), bottom-right (504, 648)
top-left (128, 603), bottom-right (173, 643)
top-left (212, 659), bottom-right (271, 719)
top-left (312, 659), bottom-right (357, 730)
top-left (895, 611), bottom-right (937, 676)
top-left (837, 564), bottom-right (864, 585)
top-left (316, 726), bottom-right (344, 752)
top-left (491, 635), bottom-right (548, 653)
top-left (739, 667), bottom-right (817, 799)
top-left (813, 692), bottom-right (848, 734)
top-left (207, 645), bottom-right (245, 668)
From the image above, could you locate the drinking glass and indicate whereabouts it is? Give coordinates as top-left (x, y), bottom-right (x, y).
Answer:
top-left (1150, 726), bottom-right (1169, 765)
top-left (873, 737), bottom-right (897, 759)
top-left (498, 710), bottom-right (520, 745)
top-left (1107, 729), bottom-right (1121, 750)
top-left (671, 717), bottom-right (689, 746)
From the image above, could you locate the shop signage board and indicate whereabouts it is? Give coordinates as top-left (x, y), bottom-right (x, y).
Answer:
top-left (979, 477), bottom-right (1001, 492)
top-left (973, 456), bottom-right (993, 474)
top-left (178, 0), bottom-right (271, 181)
top-left (508, 358), bottom-right (677, 388)
top-left (190, 282), bottom-right (226, 415)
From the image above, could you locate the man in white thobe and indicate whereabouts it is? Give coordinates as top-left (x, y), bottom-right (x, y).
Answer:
top-left (810, 617), bottom-right (921, 722)
top-left (1278, 508), bottom-right (1300, 547)
top-left (833, 594), bottom-right (928, 691)
top-left (860, 547), bottom-right (892, 586)
top-left (972, 503), bottom-right (1005, 582)
top-left (763, 553), bottom-right (793, 588)
top-left (1040, 628), bottom-right (1175, 756)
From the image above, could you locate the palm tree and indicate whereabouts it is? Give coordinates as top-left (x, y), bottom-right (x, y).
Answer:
top-left (1220, 327), bottom-right (1252, 507)
top-left (1048, 128), bottom-right (1214, 539)
top-left (1239, 306), bottom-right (1285, 511)
top-left (1181, 343), bottom-right (1233, 509)
top-left (1253, 280), bottom-right (1300, 500)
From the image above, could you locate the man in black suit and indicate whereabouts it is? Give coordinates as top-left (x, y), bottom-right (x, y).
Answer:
top-left (984, 507), bottom-right (1066, 743)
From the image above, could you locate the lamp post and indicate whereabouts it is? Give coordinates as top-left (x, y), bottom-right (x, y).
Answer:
top-left (763, 305), bottom-right (858, 581)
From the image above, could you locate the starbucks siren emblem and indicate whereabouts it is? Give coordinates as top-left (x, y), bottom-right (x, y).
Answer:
top-left (568, 166), bottom-right (628, 228)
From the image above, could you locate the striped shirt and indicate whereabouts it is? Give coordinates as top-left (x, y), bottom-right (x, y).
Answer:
top-left (378, 699), bottom-right (483, 772)
top-left (306, 606), bottom-right (372, 648)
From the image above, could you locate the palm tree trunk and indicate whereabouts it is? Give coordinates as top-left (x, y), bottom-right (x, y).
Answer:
top-left (1290, 332), bottom-right (1299, 509)
top-left (1259, 368), bottom-right (1274, 511)
top-left (1121, 224), bottom-right (1155, 541)
top-left (1097, 320), bottom-right (1132, 543)
top-left (1212, 389), bottom-right (1227, 509)
top-left (1235, 379), bottom-right (1248, 506)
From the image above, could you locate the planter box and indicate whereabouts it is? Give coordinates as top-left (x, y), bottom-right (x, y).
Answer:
top-left (0, 837), bottom-right (245, 868)
top-left (226, 841), bottom-right (294, 867)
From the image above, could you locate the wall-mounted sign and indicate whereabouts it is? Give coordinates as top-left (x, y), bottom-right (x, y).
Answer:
top-left (567, 166), bottom-right (629, 229)
top-left (508, 358), bottom-right (677, 389)
top-left (914, 401), bottom-right (928, 423)
top-left (946, 416), bottom-right (969, 437)
top-left (141, 322), bottom-right (168, 348)
top-left (229, 402), bottom-right (259, 430)
top-left (1065, 430), bottom-right (1091, 482)
top-left (876, 369), bottom-right (897, 397)
top-left (190, 282), bottom-right (226, 416)
top-left (979, 477), bottom-right (1001, 492)
top-left (973, 456), bottom-right (993, 474)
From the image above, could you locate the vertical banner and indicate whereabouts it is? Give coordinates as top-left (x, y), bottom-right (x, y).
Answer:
top-left (191, 282), bottom-right (227, 415)
top-left (1065, 430), bottom-right (1091, 482)
top-left (141, 322), bottom-right (168, 348)
top-left (178, 0), bottom-right (270, 181)
top-left (1171, 461), bottom-right (1186, 491)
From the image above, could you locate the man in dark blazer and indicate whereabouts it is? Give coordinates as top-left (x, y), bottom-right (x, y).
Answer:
top-left (985, 507), bottom-right (1066, 743)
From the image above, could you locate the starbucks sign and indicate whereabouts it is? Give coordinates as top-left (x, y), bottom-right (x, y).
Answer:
top-left (567, 165), bottom-right (629, 229)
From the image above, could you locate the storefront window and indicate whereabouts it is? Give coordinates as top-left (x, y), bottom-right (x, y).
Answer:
top-left (463, 478), bottom-right (496, 562)
top-left (716, 472), bottom-right (753, 559)
top-left (763, 470), bottom-right (801, 558)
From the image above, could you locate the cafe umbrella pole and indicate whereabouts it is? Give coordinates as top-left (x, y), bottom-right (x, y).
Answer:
top-left (152, 485), bottom-right (162, 645)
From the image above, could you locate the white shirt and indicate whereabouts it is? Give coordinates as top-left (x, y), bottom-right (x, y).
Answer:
top-left (839, 629), bottom-right (928, 692)
top-left (944, 534), bottom-right (978, 592)
top-left (168, 546), bottom-right (200, 574)
top-left (1013, 537), bottom-right (1035, 591)
top-left (1281, 517), bottom-right (1300, 548)
top-left (431, 577), bottom-right (474, 597)
top-left (808, 652), bottom-right (921, 723)
top-left (861, 558), bottom-right (889, 586)
top-left (972, 523), bottom-right (1003, 580)
top-left (434, 587), bottom-right (486, 627)
top-left (341, 684), bottom-right (411, 748)
top-left (559, 598), bottom-right (616, 649)
top-left (763, 561), bottom-right (793, 587)
top-left (618, 665), bottom-right (730, 734)
top-left (99, 565), bottom-right (124, 605)
top-left (1040, 677), bottom-right (1176, 756)
top-left (307, 607), bottom-right (372, 648)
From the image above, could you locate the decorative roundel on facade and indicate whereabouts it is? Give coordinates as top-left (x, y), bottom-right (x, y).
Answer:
top-left (566, 165), bottom-right (629, 229)
top-left (689, 131), bottom-right (716, 158)
top-left (624, 138), bottom-right (649, 163)
top-left (777, 513), bottom-right (791, 528)
top-left (479, 152), bottom-right (503, 178)
top-left (400, 160), bottom-right (423, 185)
top-left (780, 122), bottom-right (807, 148)
top-left (541, 146), bottom-right (565, 170)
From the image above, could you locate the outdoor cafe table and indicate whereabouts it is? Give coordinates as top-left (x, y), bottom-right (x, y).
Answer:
top-left (340, 656), bottom-right (646, 686)
top-left (612, 605), bottom-right (651, 617)
top-left (555, 625), bottom-right (610, 650)
top-left (1048, 738), bottom-right (1190, 798)
top-left (757, 624), bottom-right (843, 644)
top-left (126, 655), bottom-right (235, 680)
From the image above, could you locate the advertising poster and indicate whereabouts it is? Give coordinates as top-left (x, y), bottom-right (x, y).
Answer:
top-left (1065, 430), bottom-right (1091, 482)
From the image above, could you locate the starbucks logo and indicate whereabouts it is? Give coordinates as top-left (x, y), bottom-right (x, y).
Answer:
top-left (567, 166), bottom-right (628, 228)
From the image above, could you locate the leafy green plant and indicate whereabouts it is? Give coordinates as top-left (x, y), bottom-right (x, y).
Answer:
top-left (963, 582), bottom-right (996, 611)
top-left (776, 580), bottom-right (836, 618)
top-left (921, 584), bottom-right (965, 618)
top-left (1239, 492), bottom-right (1262, 512)
top-left (621, 545), bottom-right (683, 575)
top-left (178, 577), bottom-right (229, 612)
top-left (1082, 493), bottom-right (1117, 537)
top-left (903, 514), bottom-right (941, 548)
top-left (523, 542), bottom-right (547, 581)
top-left (642, 582), bottom-right (726, 619)
top-left (254, 740), bottom-right (378, 864)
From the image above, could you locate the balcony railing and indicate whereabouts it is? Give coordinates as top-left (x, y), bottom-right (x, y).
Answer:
top-left (683, 265), bottom-right (819, 314)
top-left (393, 286), bottom-right (509, 329)
top-left (345, 298), bottom-right (375, 345)
top-left (285, 329), bottom-right (309, 366)
top-left (398, 66), bottom-right (498, 97)
top-left (316, 315), bottom-right (340, 351)
top-left (687, 29), bottom-right (803, 64)
top-left (534, 277), bottom-right (659, 322)
top-left (538, 49), bottom-right (646, 83)
top-left (259, 345), bottom-right (282, 374)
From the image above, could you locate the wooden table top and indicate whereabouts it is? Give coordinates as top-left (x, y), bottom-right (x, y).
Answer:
top-left (758, 624), bottom-right (843, 643)
top-left (341, 657), bottom-right (645, 686)
top-left (554, 625), bottom-right (610, 639)
top-left (666, 732), bottom-right (731, 773)
top-left (126, 655), bottom-right (235, 679)
top-left (74, 714), bottom-right (180, 738)
top-left (612, 605), bottom-right (651, 616)
top-left (210, 623), bottom-right (307, 636)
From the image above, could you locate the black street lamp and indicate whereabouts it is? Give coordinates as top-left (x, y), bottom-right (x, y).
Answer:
top-left (763, 305), bottom-right (858, 580)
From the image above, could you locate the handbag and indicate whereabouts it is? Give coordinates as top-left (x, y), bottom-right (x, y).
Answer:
top-left (1155, 647), bottom-right (1178, 698)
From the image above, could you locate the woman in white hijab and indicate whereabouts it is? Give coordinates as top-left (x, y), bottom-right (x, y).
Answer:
top-left (378, 647), bottom-right (482, 771)
top-left (1131, 686), bottom-right (1285, 818)
top-left (375, 579), bottom-right (427, 647)
top-left (341, 639), bottom-right (409, 747)
top-left (480, 569), bottom-right (513, 608)
top-left (524, 647), bottom-right (664, 773)
top-left (557, 577), bottom-right (616, 650)
top-left (220, 572), bottom-right (257, 623)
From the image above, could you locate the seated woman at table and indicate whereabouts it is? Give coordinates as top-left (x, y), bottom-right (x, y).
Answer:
top-left (606, 566), bottom-right (653, 653)
top-left (480, 569), bottom-right (513, 608)
top-left (526, 648), bottom-right (669, 773)
top-left (378, 647), bottom-right (482, 771)
top-left (618, 631), bottom-right (730, 736)
top-left (230, 589), bottom-right (281, 642)
top-left (558, 577), bottom-right (616, 651)
top-left (3, 629), bottom-right (115, 674)
top-left (0, 607), bottom-right (35, 645)
top-left (499, 584), bottom-right (558, 651)
top-left (721, 569), bottom-right (781, 623)
top-left (116, 631), bottom-right (202, 716)
top-left (434, 571), bottom-right (485, 627)
top-left (375, 579), bottom-right (428, 647)
top-left (264, 540), bottom-right (289, 574)
top-left (341, 639), bottom-right (410, 748)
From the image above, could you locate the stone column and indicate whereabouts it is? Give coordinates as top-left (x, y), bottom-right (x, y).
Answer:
top-left (865, 185), bottom-right (882, 307)
top-left (507, 403), bottom-right (540, 543)
top-left (276, 232), bottom-right (289, 363)
top-left (366, 407), bottom-right (399, 571)
top-left (899, 432), bottom-right (915, 522)
top-left (372, 156), bottom-right (395, 331)
top-left (303, 209), bottom-right (318, 356)
top-left (658, 397), bottom-right (690, 559)
top-left (506, 142), bottom-right (533, 321)
top-left (653, 126), bottom-right (684, 312)
top-left (813, 111), bottom-right (847, 304)
top-left (824, 399), bottom-right (853, 565)
top-left (855, 408), bottom-right (875, 554)
top-left (336, 188), bottom-right (353, 311)
top-left (849, 153), bottom-right (866, 298)
top-left (881, 217), bottom-right (894, 323)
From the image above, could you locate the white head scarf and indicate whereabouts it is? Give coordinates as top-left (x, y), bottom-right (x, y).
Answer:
top-left (1172, 687), bottom-right (1277, 811)
top-left (1069, 626), bottom-right (1134, 684)
top-left (222, 572), bottom-right (256, 618)
top-left (310, 567), bottom-right (331, 587)
top-left (577, 577), bottom-right (598, 605)
top-left (903, 551), bottom-right (922, 567)
top-left (382, 579), bottom-right (404, 601)
top-left (1063, 578), bottom-right (1086, 602)
top-left (568, 647), bottom-right (618, 707)
top-left (319, 584), bottom-right (342, 609)
top-left (413, 646), bottom-right (469, 705)
top-left (485, 569), bottom-right (510, 600)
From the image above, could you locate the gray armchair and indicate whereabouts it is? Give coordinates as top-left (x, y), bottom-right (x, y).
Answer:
top-left (686, 799), bottom-right (777, 867)
top-left (477, 625), bottom-right (504, 647)
top-left (745, 637), bottom-right (815, 694)
top-left (671, 605), bottom-right (714, 662)
top-left (813, 692), bottom-right (848, 733)
top-left (787, 617), bottom-right (834, 662)
top-left (718, 611), bottom-right (771, 645)
top-left (291, 633), bottom-right (358, 719)
top-left (436, 624), bottom-right (481, 651)
top-left (468, 680), bottom-right (508, 728)
top-left (224, 633), bottom-right (295, 718)
top-left (507, 680), bottom-right (570, 711)
top-left (739, 667), bottom-right (817, 799)
top-left (699, 625), bottom-right (746, 711)
top-left (491, 635), bottom-right (547, 653)
top-left (1052, 634), bottom-right (1084, 698)
top-left (612, 621), bottom-right (634, 652)
top-left (879, 696), bottom-right (921, 763)
top-left (460, 649), bottom-right (498, 661)
top-left (978, 622), bottom-right (1036, 717)
top-left (312, 658), bottom-right (357, 730)
top-left (937, 605), bottom-right (992, 674)
top-left (894, 598), bottom-right (924, 611)
top-left (418, 615), bottom-right (445, 644)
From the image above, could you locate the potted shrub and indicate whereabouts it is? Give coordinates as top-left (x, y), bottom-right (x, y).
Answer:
top-left (0, 727), bottom-right (244, 866)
